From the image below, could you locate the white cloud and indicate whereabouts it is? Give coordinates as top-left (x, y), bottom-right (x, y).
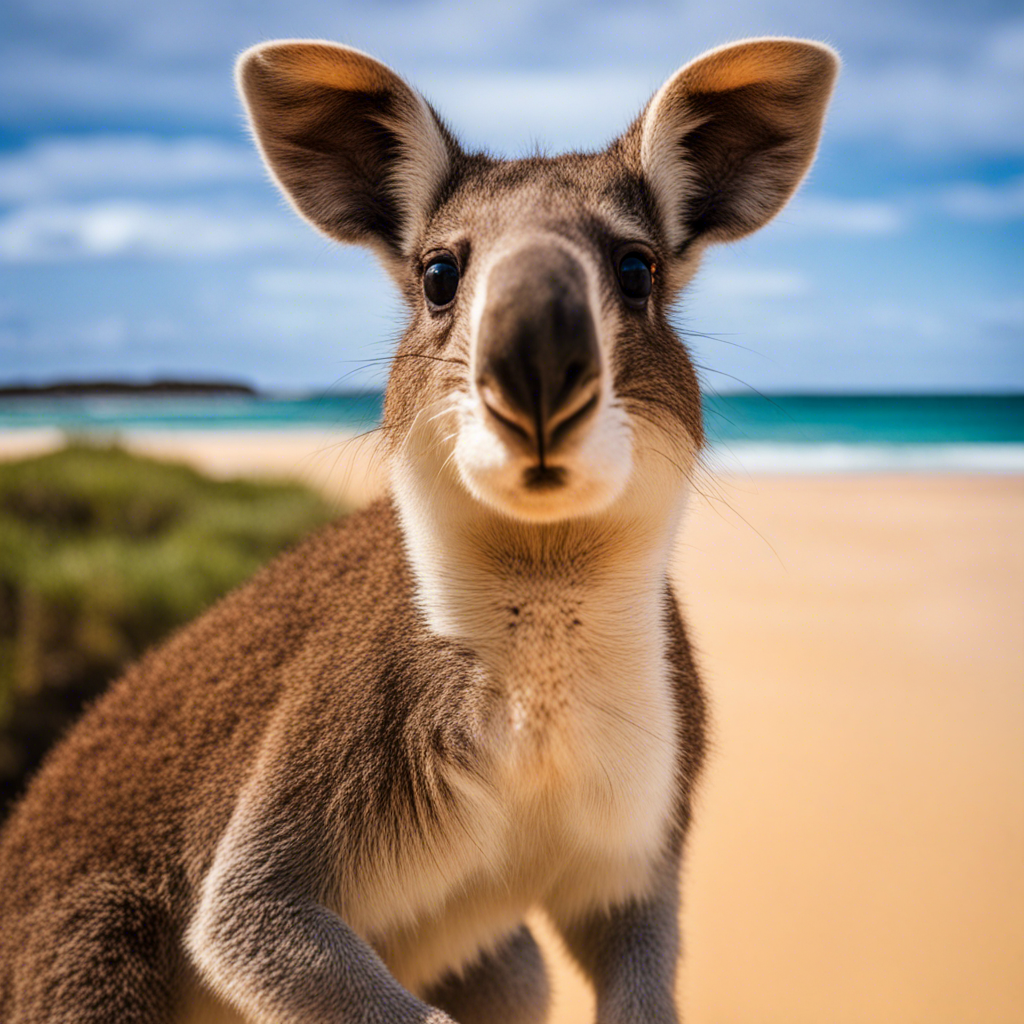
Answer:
top-left (0, 200), bottom-right (307, 261)
top-left (699, 268), bottom-right (810, 299)
top-left (0, 310), bottom-right (186, 355)
top-left (251, 268), bottom-right (384, 301)
top-left (832, 55), bottom-right (1024, 154)
top-left (986, 22), bottom-right (1024, 75)
top-left (2, 3), bottom-right (1023, 160)
top-left (780, 178), bottom-right (1023, 232)
top-left (779, 195), bottom-right (906, 235)
top-left (864, 302), bottom-right (949, 342)
top-left (77, 315), bottom-right (130, 350)
top-left (5, 5), bottom-right (1024, 157)
top-left (428, 70), bottom-right (652, 151)
top-left (938, 176), bottom-right (1024, 221)
top-left (975, 297), bottom-right (1024, 332)
top-left (438, 34), bottom-right (1024, 157)
top-left (0, 135), bottom-right (259, 203)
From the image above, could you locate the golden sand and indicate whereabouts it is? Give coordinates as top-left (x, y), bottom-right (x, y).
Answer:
top-left (4, 433), bottom-right (1022, 1021)
top-left (539, 473), bottom-right (1024, 1023)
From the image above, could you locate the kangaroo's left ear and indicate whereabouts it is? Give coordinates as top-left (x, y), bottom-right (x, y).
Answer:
top-left (633, 38), bottom-right (839, 251)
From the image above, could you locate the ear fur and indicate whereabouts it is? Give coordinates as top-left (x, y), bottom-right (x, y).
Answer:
top-left (637, 38), bottom-right (839, 250)
top-left (236, 40), bottom-right (457, 261)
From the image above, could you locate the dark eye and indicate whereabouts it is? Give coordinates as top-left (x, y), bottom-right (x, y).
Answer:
top-left (423, 259), bottom-right (460, 308)
top-left (617, 253), bottom-right (653, 304)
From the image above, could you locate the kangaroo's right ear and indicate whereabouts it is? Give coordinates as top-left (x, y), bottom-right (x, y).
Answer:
top-left (237, 41), bottom-right (458, 262)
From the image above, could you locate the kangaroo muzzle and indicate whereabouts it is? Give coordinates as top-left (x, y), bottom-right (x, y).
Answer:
top-left (475, 246), bottom-right (601, 469)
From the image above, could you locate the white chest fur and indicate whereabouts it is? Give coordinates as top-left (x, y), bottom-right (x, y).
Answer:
top-left (481, 572), bottom-right (678, 867)
top-left (345, 570), bottom-right (679, 993)
top-left (362, 470), bottom-right (684, 990)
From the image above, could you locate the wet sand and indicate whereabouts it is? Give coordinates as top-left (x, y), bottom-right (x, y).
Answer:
top-left (4, 432), bottom-right (1022, 1021)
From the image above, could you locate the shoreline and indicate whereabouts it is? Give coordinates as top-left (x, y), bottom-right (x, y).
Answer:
top-left (3, 426), bottom-right (1023, 477)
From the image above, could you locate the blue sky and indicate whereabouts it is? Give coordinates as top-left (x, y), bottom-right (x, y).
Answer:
top-left (1, 0), bottom-right (1021, 393)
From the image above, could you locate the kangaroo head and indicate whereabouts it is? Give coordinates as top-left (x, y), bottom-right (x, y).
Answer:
top-left (238, 39), bottom-right (837, 527)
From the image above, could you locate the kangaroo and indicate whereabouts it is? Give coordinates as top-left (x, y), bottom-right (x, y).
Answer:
top-left (0, 37), bottom-right (837, 1024)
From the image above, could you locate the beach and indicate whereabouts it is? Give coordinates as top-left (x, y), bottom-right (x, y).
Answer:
top-left (544, 471), bottom-right (1024, 1024)
top-left (3, 431), bottom-right (1022, 1022)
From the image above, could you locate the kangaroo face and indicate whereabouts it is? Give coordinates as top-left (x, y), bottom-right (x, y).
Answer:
top-left (239, 39), bottom-right (838, 525)
top-left (384, 156), bottom-right (704, 523)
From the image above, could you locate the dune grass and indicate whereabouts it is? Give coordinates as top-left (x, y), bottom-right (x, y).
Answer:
top-left (0, 441), bottom-right (338, 815)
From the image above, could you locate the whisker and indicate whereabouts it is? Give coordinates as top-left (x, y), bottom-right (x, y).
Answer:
top-left (690, 364), bottom-right (796, 424)
top-left (688, 463), bottom-right (786, 570)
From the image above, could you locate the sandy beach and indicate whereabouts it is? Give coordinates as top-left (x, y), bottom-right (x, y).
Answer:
top-left (4, 431), bottom-right (1022, 1022)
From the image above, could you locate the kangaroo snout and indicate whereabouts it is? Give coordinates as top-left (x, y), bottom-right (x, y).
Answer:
top-left (476, 246), bottom-right (601, 465)
top-left (456, 241), bottom-right (630, 521)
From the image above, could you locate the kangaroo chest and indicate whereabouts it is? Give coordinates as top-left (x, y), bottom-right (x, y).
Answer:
top-left (443, 573), bottom-right (681, 855)
top-left (344, 579), bottom-right (679, 990)
top-left (484, 587), bottom-right (678, 848)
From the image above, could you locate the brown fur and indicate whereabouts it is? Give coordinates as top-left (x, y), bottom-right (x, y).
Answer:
top-left (0, 37), bottom-right (837, 1024)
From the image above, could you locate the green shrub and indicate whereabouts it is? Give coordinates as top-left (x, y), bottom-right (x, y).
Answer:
top-left (0, 442), bottom-right (338, 815)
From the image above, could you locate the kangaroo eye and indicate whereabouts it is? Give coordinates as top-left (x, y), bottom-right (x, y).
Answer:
top-left (423, 259), bottom-right (460, 308)
top-left (617, 253), bottom-right (653, 303)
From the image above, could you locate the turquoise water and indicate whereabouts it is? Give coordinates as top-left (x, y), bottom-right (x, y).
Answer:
top-left (0, 392), bottom-right (385, 431)
top-left (702, 394), bottom-right (1024, 445)
top-left (2, 392), bottom-right (1022, 471)
top-left (2, 392), bottom-right (1021, 441)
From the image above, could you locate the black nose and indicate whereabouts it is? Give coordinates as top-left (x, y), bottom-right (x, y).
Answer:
top-left (476, 246), bottom-right (600, 460)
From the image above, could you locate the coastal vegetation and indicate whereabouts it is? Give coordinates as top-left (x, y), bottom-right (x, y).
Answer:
top-left (0, 442), bottom-right (337, 817)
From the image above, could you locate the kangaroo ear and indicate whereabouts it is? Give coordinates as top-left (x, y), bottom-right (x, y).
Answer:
top-left (636, 38), bottom-right (839, 250)
top-left (237, 41), bottom-right (458, 261)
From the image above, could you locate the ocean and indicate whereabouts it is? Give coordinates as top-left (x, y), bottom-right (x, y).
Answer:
top-left (2, 393), bottom-right (1022, 473)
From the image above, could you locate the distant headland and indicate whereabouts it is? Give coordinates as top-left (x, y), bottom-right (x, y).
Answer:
top-left (0, 380), bottom-right (259, 398)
